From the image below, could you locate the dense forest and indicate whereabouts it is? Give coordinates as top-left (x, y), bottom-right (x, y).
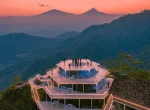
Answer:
top-left (0, 84), bottom-right (37, 110)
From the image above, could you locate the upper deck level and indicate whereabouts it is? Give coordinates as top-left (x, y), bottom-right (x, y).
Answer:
top-left (47, 66), bottom-right (109, 84)
top-left (53, 59), bottom-right (109, 81)
top-left (30, 58), bottom-right (110, 85)
top-left (56, 59), bottom-right (100, 71)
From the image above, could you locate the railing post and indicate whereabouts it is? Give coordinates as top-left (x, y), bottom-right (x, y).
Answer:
top-left (83, 84), bottom-right (84, 93)
top-left (64, 99), bottom-right (66, 109)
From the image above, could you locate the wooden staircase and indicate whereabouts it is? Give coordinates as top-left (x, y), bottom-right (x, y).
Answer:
top-left (32, 88), bottom-right (39, 101)
top-left (104, 95), bottom-right (113, 110)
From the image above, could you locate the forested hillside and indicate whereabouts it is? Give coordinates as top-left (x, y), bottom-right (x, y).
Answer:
top-left (0, 84), bottom-right (36, 110)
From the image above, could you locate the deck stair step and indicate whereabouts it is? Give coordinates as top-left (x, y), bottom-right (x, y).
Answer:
top-left (33, 88), bottom-right (39, 100)
top-left (104, 95), bottom-right (113, 110)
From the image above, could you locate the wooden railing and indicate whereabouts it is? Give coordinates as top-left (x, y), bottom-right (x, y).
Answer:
top-left (113, 96), bottom-right (150, 110)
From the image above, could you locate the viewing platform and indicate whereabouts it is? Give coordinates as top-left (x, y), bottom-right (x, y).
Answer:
top-left (28, 58), bottom-right (114, 110)
top-left (56, 59), bottom-right (100, 71)
top-left (29, 75), bottom-right (113, 99)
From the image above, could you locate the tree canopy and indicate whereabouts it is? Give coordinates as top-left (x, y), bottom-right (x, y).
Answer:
top-left (12, 74), bottom-right (23, 85)
top-left (107, 53), bottom-right (150, 80)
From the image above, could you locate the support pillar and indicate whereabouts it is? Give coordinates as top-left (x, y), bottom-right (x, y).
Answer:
top-left (47, 81), bottom-right (49, 87)
top-left (64, 99), bottom-right (66, 109)
top-left (96, 84), bottom-right (97, 93)
top-left (91, 99), bottom-right (92, 109)
top-left (83, 84), bottom-right (84, 93)
top-left (79, 99), bottom-right (80, 109)
top-left (124, 104), bottom-right (126, 110)
top-left (58, 84), bottom-right (59, 91)
top-left (46, 93), bottom-right (47, 101)
top-left (52, 79), bottom-right (54, 86)
top-left (51, 98), bottom-right (52, 108)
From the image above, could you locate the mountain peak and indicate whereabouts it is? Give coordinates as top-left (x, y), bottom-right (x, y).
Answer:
top-left (50, 9), bottom-right (61, 12)
top-left (89, 8), bottom-right (99, 12)
top-left (81, 8), bottom-right (107, 16)
top-left (38, 9), bottom-right (74, 16)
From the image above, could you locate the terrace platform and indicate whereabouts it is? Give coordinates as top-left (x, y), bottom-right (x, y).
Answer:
top-left (56, 59), bottom-right (100, 71)
top-left (46, 66), bottom-right (109, 85)
top-left (36, 101), bottom-right (103, 110)
top-left (29, 75), bottom-right (113, 99)
top-left (28, 58), bottom-right (114, 110)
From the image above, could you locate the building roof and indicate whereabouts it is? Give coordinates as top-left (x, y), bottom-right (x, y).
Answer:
top-left (56, 59), bottom-right (100, 71)
top-left (109, 76), bottom-right (150, 108)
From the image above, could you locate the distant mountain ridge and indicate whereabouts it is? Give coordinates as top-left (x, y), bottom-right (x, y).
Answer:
top-left (38, 8), bottom-right (110, 16)
top-left (37, 9), bottom-right (75, 16)
top-left (0, 8), bottom-right (121, 37)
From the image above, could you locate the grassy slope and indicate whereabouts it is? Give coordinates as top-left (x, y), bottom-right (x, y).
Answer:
top-left (0, 84), bottom-right (36, 110)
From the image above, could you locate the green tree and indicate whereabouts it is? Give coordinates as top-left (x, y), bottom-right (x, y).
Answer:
top-left (12, 74), bottom-right (22, 85)
top-left (106, 53), bottom-right (150, 80)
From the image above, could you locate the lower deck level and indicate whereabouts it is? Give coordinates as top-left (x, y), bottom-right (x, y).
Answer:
top-left (36, 94), bottom-right (106, 110)
top-left (35, 95), bottom-right (150, 110)
top-left (36, 101), bottom-right (104, 110)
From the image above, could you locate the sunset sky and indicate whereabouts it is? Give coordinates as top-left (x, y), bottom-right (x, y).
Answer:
top-left (1, 0), bottom-right (150, 16)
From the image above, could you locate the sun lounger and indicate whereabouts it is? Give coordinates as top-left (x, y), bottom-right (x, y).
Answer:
top-left (67, 88), bottom-right (73, 92)
top-left (66, 104), bottom-right (76, 109)
top-left (52, 101), bottom-right (59, 106)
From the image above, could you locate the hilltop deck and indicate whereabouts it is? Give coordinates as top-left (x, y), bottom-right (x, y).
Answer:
top-left (46, 66), bottom-right (109, 85)
top-left (56, 59), bottom-right (100, 71)
top-left (29, 76), bottom-right (113, 99)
